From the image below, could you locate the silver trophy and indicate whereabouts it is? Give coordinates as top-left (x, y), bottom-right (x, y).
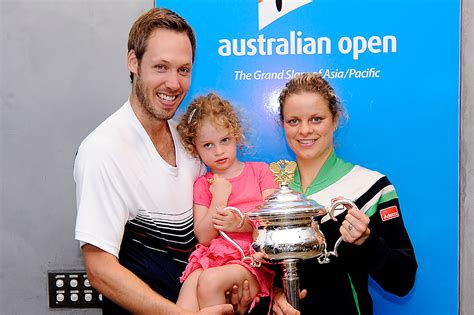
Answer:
top-left (219, 160), bottom-right (357, 310)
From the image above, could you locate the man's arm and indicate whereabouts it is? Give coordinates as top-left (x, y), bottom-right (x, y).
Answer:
top-left (83, 244), bottom-right (185, 314)
top-left (83, 245), bottom-right (234, 315)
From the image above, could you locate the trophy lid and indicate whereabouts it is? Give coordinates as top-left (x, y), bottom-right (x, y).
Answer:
top-left (247, 160), bottom-right (326, 221)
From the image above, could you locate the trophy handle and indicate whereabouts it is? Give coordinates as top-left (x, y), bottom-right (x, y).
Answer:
top-left (320, 199), bottom-right (358, 261)
top-left (218, 206), bottom-right (261, 268)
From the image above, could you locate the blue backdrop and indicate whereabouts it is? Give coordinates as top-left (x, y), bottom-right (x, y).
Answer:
top-left (157, 1), bottom-right (460, 314)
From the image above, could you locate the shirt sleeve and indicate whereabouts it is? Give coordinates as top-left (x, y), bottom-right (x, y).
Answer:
top-left (255, 162), bottom-right (279, 191)
top-left (340, 177), bottom-right (418, 297)
top-left (74, 145), bottom-right (130, 258)
top-left (193, 175), bottom-right (212, 207)
top-left (365, 193), bottom-right (418, 296)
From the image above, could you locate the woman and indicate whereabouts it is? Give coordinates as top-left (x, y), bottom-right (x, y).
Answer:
top-left (272, 73), bottom-right (417, 315)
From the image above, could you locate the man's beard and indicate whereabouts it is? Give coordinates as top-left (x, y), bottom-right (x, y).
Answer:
top-left (135, 75), bottom-right (176, 121)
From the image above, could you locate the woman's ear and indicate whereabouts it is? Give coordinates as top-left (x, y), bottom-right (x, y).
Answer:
top-left (334, 112), bottom-right (340, 131)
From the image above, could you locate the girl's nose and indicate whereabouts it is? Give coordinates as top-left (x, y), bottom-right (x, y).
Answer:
top-left (214, 144), bottom-right (224, 155)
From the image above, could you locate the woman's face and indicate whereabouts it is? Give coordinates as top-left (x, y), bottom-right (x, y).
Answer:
top-left (282, 91), bottom-right (338, 163)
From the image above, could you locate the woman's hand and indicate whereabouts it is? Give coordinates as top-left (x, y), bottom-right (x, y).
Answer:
top-left (272, 287), bottom-right (307, 315)
top-left (340, 206), bottom-right (371, 245)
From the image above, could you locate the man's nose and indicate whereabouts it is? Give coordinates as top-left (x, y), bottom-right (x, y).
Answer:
top-left (165, 71), bottom-right (180, 90)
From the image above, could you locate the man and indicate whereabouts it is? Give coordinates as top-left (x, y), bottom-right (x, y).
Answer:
top-left (74, 8), bottom-right (250, 314)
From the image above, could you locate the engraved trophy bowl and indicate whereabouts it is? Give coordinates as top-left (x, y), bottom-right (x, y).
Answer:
top-left (219, 160), bottom-right (357, 310)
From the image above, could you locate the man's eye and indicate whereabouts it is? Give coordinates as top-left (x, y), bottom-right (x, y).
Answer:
top-left (179, 67), bottom-right (191, 75)
top-left (155, 65), bottom-right (166, 72)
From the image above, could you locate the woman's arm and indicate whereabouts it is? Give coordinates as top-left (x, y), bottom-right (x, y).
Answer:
top-left (363, 197), bottom-right (418, 296)
top-left (340, 192), bottom-right (417, 296)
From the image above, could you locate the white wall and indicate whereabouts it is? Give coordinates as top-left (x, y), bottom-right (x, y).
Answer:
top-left (460, 0), bottom-right (474, 314)
top-left (0, 1), bottom-right (152, 314)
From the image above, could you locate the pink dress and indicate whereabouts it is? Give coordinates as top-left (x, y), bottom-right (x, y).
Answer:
top-left (180, 162), bottom-right (278, 308)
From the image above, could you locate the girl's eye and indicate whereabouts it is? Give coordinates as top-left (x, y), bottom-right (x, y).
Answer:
top-left (203, 143), bottom-right (213, 149)
top-left (311, 117), bottom-right (322, 123)
top-left (221, 137), bottom-right (230, 144)
top-left (287, 119), bottom-right (299, 126)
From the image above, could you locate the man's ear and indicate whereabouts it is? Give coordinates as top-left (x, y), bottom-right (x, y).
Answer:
top-left (128, 50), bottom-right (138, 75)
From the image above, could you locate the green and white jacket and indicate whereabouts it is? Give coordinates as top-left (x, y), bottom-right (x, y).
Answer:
top-left (283, 150), bottom-right (417, 315)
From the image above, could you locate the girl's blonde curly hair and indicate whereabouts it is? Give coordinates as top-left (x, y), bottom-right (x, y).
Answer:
top-left (177, 93), bottom-right (244, 157)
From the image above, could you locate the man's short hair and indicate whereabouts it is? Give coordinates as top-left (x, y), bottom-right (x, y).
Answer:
top-left (127, 8), bottom-right (196, 83)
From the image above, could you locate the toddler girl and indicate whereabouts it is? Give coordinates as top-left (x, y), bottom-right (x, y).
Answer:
top-left (176, 93), bottom-right (277, 312)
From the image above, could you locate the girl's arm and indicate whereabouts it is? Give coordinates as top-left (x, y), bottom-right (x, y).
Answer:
top-left (212, 179), bottom-right (275, 234)
top-left (193, 175), bottom-right (233, 245)
top-left (262, 188), bottom-right (276, 200)
top-left (193, 204), bottom-right (219, 246)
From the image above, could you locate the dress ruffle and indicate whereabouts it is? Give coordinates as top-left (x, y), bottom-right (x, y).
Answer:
top-left (180, 236), bottom-right (275, 311)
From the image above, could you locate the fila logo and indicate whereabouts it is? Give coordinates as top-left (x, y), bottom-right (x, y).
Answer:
top-left (258, 0), bottom-right (313, 30)
top-left (380, 206), bottom-right (400, 222)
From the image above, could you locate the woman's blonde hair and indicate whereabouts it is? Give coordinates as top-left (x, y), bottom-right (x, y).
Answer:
top-left (278, 72), bottom-right (345, 122)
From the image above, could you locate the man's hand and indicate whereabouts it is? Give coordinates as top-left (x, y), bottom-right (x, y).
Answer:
top-left (272, 288), bottom-right (307, 315)
top-left (195, 304), bottom-right (234, 315)
top-left (226, 280), bottom-right (257, 315)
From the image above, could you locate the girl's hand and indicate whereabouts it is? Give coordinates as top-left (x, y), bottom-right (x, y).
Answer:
top-left (252, 252), bottom-right (268, 263)
top-left (212, 206), bottom-right (242, 232)
top-left (340, 205), bottom-right (371, 245)
top-left (208, 174), bottom-right (232, 203)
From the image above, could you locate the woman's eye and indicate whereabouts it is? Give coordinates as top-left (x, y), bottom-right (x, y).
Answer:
top-left (287, 119), bottom-right (299, 125)
top-left (311, 117), bottom-right (322, 123)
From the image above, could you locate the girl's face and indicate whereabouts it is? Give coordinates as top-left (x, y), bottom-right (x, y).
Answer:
top-left (282, 91), bottom-right (338, 163)
top-left (194, 120), bottom-right (239, 176)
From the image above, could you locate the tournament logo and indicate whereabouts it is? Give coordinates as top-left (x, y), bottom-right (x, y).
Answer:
top-left (258, 0), bottom-right (313, 30)
top-left (380, 206), bottom-right (400, 221)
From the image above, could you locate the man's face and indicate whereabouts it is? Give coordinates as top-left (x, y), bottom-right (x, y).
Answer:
top-left (129, 29), bottom-right (193, 121)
